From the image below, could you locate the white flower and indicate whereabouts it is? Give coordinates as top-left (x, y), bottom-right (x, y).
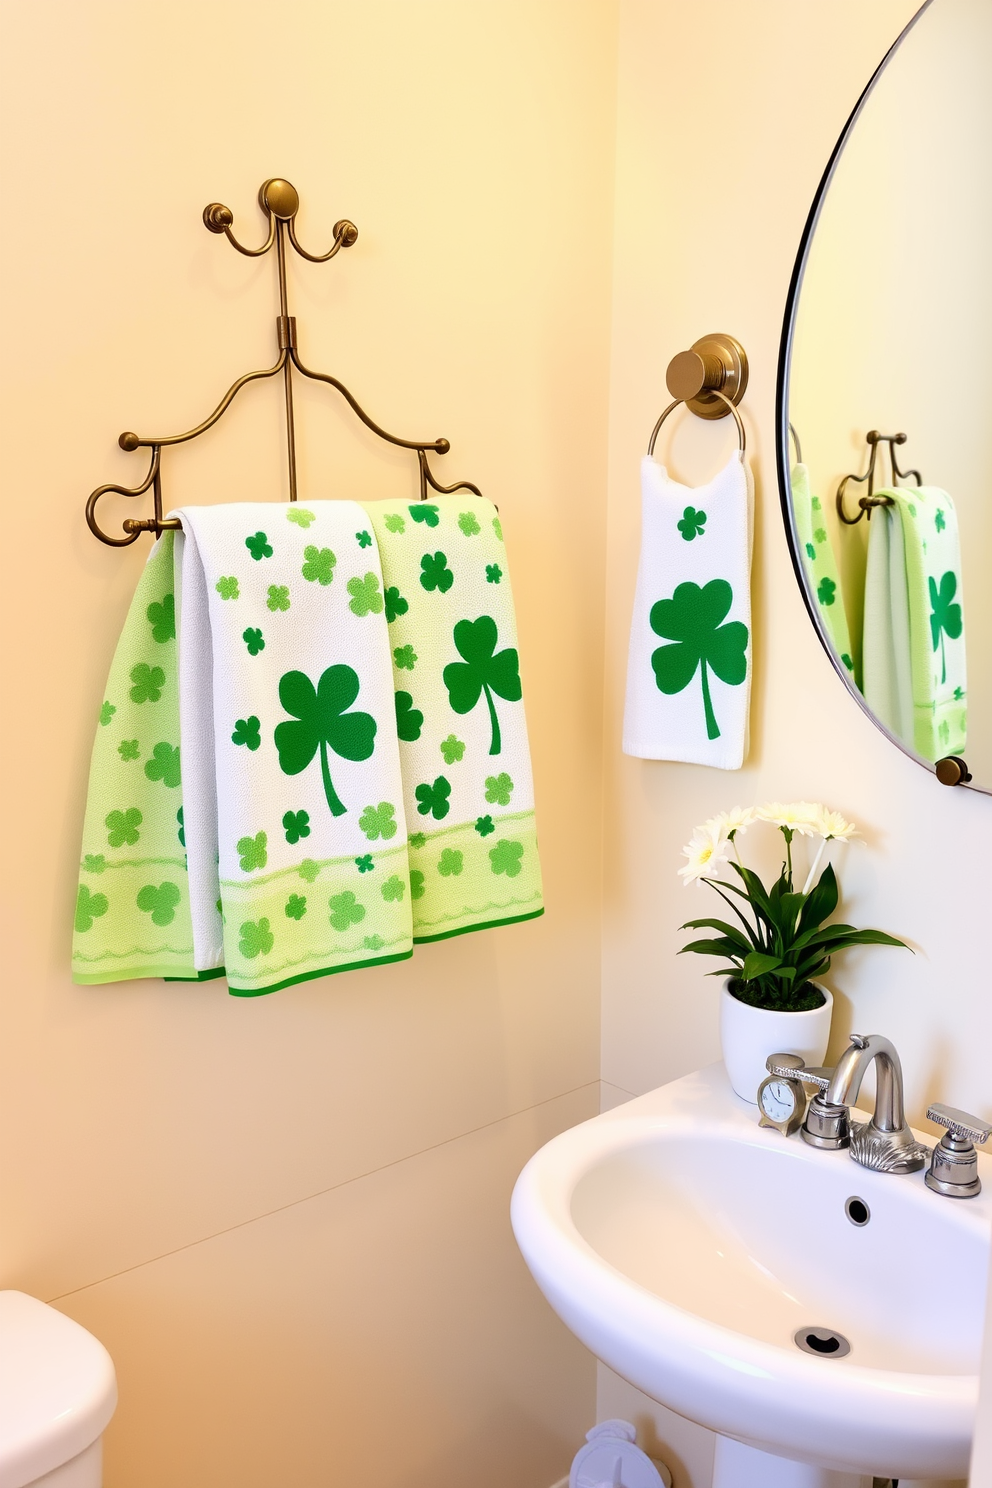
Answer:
top-left (756, 800), bottom-right (820, 836)
top-left (678, 826), bottom-right (731, 886)
top-left (810, 807), bottom-right (858, 842)
top-left (716, 804), bottom-right (757, 840)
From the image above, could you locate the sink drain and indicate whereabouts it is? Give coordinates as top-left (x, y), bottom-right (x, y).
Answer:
top-left (794, 1326), bottom-right (851, 1358)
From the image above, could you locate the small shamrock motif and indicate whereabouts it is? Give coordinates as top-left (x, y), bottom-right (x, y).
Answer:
top-left (267, 584), bottom-right (291, 612)
top-left (246, 531), bottom-right (273, 561)
top-left (298, 859), bottom-right (320, 883)
top-left (99, 701), bottom-right (116, 726)
top-left (415, 775), bottom-right (451, 820)
top-left (363, 934), bottom-right (385, 951)
top-left (394, 645), bottom-right (418, 671)
top-left (489, 839), bottom-right (524, 877)
top-left (83, 853), bottom-right (106, 874)
top-left (216, 576), bottom-right (240, 600)
top-left (484, 772), bottom-right (513, 806)
top-left (118, 739), bottom-right (140, 762)
top-left (75, 884), bottom-right (108, 933)
top-left (410, 869), bottom-right (426, 900)
top-left (474, 815), bottom-right (495, 837)
top-left (410, 504), bottom-right (440, 527)
top-left (817, 577), bottom-right (837, 608)
top-left (841, 653), bottom-right (854, 672)
top-left (283, 809), bottom-right (311, 845)
top-left (359, 801), bottom-right (398, 841)
top-left (232, 715), bottom-right (262, 751)
top-left (287, 508), bottom-right (316, 528)
top-left (954, 686), bottom-right (965, 701)
top-left (347, 572), bottom-right (385, 617)
top-left (356, 530), bottom-right (373, 549)
top-left (384, 585), bottom-right (409, 624)
top-left (492, 517), bottom-right (503, 541)
top-left (677, 506), bottom-right (707, 542)
top-left (440, 734), bottom-right (465, 764)
top-left (177, 807), bottom-right (185, 846)
top-left (384, 513), bottom-right (406, 534)
top-left (137, 881), bottom-right (181, 927)
top-left (302, 545), bottom-right (336, 585)
top-left (485, 564), bottom-right (502, 584)
top-left (130, 663), bottom-right (165, 704)
top-left (908, 503), bottom-right (917, 518)
top-left (811, 496), bottom-right (822, 511)
top-left (239, 918), bottom-right (274, 958)
top-left (938, 719), bottom-right (950, 746)
top-left (408, 832), bottom-right (426, 849)
top-left (438, 848), bottom-right (463, 877)
top-left (355, 855), bottom-right (375, 873)
top-left (329, 890), bottom-right (365, 931)
top-left (243, 627), bottom-right (265, 656)
top-left (395, 691), bottom-right (423, 742)
top-left (420, 552), bottom-right (454, 593)
top-left (381, 875), bottom-right (406, 903)
top-left (285, 894), bottom-right (307, 920)
top-left (145, 742), bottom-right (181, 787)
top-left (237, 831), bottom-right (268, 872)
top-left (146, 593), bottom-right (176, 642)
top-left (805, 543), bottom-right (816, 562)
top-left (458, 511), bottom-right (481, 536)
top-left (935, 509), bottom-right (946, 533)
top-left (106, 807), bottom-right (142, 847)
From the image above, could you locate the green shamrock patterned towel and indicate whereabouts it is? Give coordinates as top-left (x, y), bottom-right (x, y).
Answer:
top-left (363, 496), bottom-right (543, 941)
top-left (175, 501), bottom-right (413, 995)
top-left (790, 463), bottom-right (855, 683)
top-left (72, 531), bottom-right (202, 983)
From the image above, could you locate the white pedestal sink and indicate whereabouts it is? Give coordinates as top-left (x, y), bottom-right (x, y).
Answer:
top-left (510, 1065), bottom-right (990, 1484)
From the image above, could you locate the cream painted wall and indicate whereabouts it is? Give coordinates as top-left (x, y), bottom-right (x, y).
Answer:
top-left (0, 2), bottom-right (616, 1484)
top-left (601, 0), bottom-right (992, 1481)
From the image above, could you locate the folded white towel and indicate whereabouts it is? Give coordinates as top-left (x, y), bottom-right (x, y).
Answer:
top-left (623, 452), bottom-right (753, 769)
top-left (174, 501), bottom-right (412, 994)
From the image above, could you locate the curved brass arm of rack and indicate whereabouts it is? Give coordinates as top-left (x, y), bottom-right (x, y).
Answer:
top-left (290, 348), bottom-right (449, 454)
top-left (287, 217), bottom-right (359, 263)
top-left (202, 202), bottom-right (277, 258)
top-left (417, 448), bottom-right (483, 500)
top-left (120, 354), bottom-right (287, 449)
top-left (86, 446), bottom-right (162, 546)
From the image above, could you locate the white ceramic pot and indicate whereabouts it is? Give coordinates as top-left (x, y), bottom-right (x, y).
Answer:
top-left (719, 980), bottom-right (833, 1104)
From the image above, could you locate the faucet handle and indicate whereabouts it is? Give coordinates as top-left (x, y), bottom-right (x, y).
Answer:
top-left (927, 1103), bottom-right (992, 1145)
top-left (766, 1054), bottom-right (832, 1091)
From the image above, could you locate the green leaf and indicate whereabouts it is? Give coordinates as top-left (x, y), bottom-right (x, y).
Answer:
top-left (742, 950), bottom-right (783, 980)
top-left (679, 938), bottom-right (746, 959)
top-left (680, 917), bottom-right (753, 952)
top-left (798, 861), bottom-right (839, 932)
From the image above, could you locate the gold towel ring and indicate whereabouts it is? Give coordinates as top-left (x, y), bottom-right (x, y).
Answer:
top-left (648, 388), bottom-right (746, 457)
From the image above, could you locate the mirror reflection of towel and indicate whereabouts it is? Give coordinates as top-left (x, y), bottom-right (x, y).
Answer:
top-left (790, 464), bottom-right (855, 683)
top-left (863, 486), bottom-right (966, 762)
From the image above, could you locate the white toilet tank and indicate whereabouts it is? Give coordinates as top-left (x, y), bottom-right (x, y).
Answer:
top-left (0, 1292), bottom-right (117, 1488)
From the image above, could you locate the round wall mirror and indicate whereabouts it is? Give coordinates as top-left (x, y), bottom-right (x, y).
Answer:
top-left (778, 0), bottom-right (992, 792)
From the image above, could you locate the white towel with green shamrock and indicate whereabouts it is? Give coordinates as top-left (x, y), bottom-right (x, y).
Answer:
top-left (862, 502), bottom-right (915, 746)
top-left (790, 463), bottom-right (855, 682)
top-left (623, 452), bottom-right (753, 769)
top-left (865, 486), bottom-right (966, 762)
top-left (174, 501), bottom-right (413, 994)
top-left (72, 531), bottom-right (203, 984)
top-left (362, 495), bottom-right (543, 941)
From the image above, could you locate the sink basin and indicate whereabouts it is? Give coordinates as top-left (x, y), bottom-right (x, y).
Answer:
top-left (511, 1065), bottom-right (991, 1480)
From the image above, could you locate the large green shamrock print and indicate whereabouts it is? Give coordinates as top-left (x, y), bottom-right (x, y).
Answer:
top-left (410, 504), bottom-right (440, 527)
top-left (274, 665), bottom-right (376, 817)
top-left (75, 884), bottom-right (108, 933)
top-left (359, 802), bottom-right (398, 841)
top-left (442, 616), bottom-right (521, 755)
top-left (649, 580), bottom-right (748, 742)
top-left (929, 570), bottom-right (963, 685)
top-left (106, 807), bottom-right (142, 847)
top-left (415, 775), bottom-right (451, 820)
top-left (145, 742), bottom-right (181, 787)
top-left (395, 691), bottom-right (423, 742)
top-left (146, 593), bottom-right (176, 642)
top-left (677, 506), bottom-right (706, 541)
top-left (130, 663), bottom-right (165, 703)
top-left (136, 881), bottom-right (181, 926)
top-left (420, 552), bottom-right (454, 593)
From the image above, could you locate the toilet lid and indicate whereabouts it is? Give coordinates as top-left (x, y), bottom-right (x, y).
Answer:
top-left (0, 1292), bottom-right (117, 1488)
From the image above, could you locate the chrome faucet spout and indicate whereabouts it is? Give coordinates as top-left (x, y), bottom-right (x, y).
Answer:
top-left (825, 1033), bottom-right (906, 1135)
top-left (816, 1032), bottom-right (928, 1175)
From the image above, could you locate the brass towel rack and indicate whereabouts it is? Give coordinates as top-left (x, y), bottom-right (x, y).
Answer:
top-left (86, 177), bottom-right (481, 546)
top-left (835, 430), bottom-right (921, 525)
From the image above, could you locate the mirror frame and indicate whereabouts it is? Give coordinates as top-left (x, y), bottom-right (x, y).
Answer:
top-left (774, 0), bottom-right (987, 793)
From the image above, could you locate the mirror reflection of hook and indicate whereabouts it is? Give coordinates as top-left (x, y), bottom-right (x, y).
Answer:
top-left (836, 430), bottom-right (922, 524)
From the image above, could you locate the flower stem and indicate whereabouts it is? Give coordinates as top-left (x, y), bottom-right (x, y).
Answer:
top-left (802, 838), bottom-right (827, 896)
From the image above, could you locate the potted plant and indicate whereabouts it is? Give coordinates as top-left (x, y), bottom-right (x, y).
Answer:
top-left (678, 802), bottom-right (909, 1102)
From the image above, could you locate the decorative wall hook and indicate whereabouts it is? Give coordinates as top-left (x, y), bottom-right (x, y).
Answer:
top-left (86, 177), bottom-right (480, 546)
top-left (835, 430), bottom-right (921, 525)
top-left (647, 333), bottom-right (748, 456)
